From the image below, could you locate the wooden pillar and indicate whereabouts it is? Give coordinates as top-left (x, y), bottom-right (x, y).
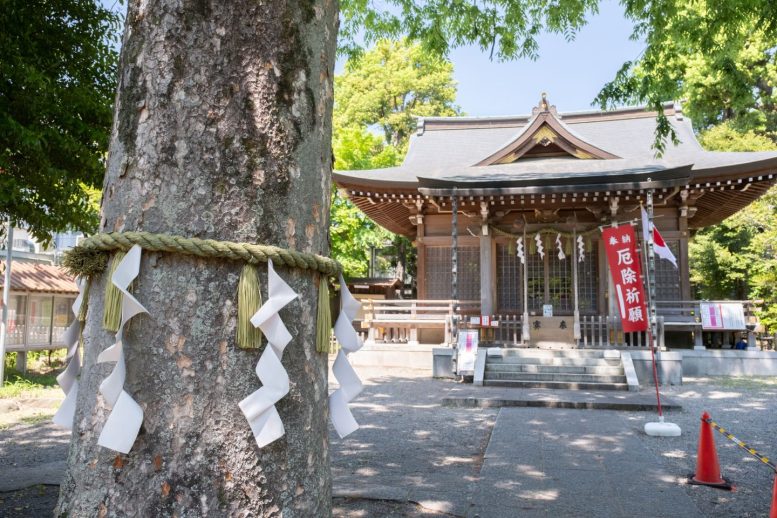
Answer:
top-left (607, 197), bottom-right (619, 321)
top-left (451, 193), bottom-right (458, 303)
top-left (17, 292), bottom-right (31, 374)
top-left (413, 199), bottom-right (426, 300)
top-left (479, 202), bottom-right (493, 316)
top-left (572, 226), bottom-right (581, 343)
top-left (678, 190), bottom-right (692, 301)
top-left (521, 225), bottom-right (530, 343)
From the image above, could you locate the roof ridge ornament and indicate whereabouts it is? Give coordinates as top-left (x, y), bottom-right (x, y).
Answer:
top-left (476, 95), bottom-right (619, 165)
top-left (532, 92), bottom-right (558, 117)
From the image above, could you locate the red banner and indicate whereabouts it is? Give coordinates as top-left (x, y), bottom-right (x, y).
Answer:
top-left (602, 225), bottom-right (648, 333)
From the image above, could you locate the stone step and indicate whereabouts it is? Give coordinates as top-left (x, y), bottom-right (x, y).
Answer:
top-left (497, 349), bottom-right (613, 358)
top-left (483, 372), bottom-right (627, 383)
top-left (485, 364), bottom-right (624, 375)
top-left (528, 341), bottom-right (579, 349)
top-left (488, 357), bottom-right (621, 367)
top-left (482, 380), bottom-right (630, 391)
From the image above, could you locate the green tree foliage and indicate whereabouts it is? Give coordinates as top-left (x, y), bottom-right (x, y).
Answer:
top-left (339, 0), bottom-right (599, 61)
top-left (690, 124), bottom-right (777, 331)
top-left (330, 127), bottom-right (401, 277)
top-left (331, 40), bottom-right (459, 278)
top-left (0, 0), bottom-right (120, 243)
top-left (335, 39), bottom-right (459, 148)
top-left (595, 0), bottom-right (777, 150)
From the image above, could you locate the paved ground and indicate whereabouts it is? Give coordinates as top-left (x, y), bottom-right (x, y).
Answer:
top-left (1, 375), bottom-right (776, 517)
top-left (442, 383), bottom-right (681, 410)
top-left (332, 376), bottom-right (777, 517)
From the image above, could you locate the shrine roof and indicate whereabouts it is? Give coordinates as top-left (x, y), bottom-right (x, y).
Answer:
top-left (333, 100), bottom-right (777, 192)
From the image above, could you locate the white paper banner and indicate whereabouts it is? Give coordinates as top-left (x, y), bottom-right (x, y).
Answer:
top-left (52, 278), bottom-right (86, 429)
top-left (329, 275), bottom-right (364, 438)
top-left (96, 245), bottom-right (146, 454)
top-left (239, 259), bottom-right (298, 448)
top-left (556, 233), bottom-right (566, 260)
top-left (577, 235), bottom-right (585, 263)
top-left (535, 233), bottom-right (544, 259)
top-left (516, 238), bottom-right (525, 264)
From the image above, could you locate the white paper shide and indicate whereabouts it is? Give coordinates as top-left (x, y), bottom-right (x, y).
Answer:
top-left (52, 278), bottom-right (87, 429)
top-left (329, 275), bottom-right (364, 438)
top-left (96, 245), bottom-right (146, 454)
top-left (239, 259), bottom-right (299, 448)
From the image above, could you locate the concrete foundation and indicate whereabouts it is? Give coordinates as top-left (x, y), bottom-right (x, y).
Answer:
top-left (329, 343), bottom-right (434, 380)
top-left (335, 345), bottom-right (777, 387)
top-left (627, 351), bottom-right (683, 386)
top-left (680, 349), bottom-right (777, 376)
top-left (433, 348), bottom-right (455, 378)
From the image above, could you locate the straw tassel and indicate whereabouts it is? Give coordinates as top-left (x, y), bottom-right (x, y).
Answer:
top-left (102, 251), bottom-right (127, 332)
top-left (78, 277), bottom-right (92, 323)
top-left (237, 264), bottom-right (263, 349)
top-left (316, 277), bottom-right (335, 354)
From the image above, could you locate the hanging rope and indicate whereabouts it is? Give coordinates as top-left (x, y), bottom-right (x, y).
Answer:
top-left (62, 231), bottom-right (343, 351)
top-left (62, 231), bottom-right (342, 278)
top-left (489, 225), bottom-right (599, 240)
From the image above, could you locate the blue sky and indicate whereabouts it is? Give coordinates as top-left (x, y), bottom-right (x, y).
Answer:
top-left (448, 0), bottom-right (643, 116)
top-left (103, 0), bottom-right (642, 116)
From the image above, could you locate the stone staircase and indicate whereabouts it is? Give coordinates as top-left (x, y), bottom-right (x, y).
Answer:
top-left (483, 349), bottom-right (629, 391)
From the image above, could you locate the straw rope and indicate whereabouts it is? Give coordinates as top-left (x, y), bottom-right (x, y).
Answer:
top-left (62, 231), bottom-right (342, 351)
top-left (62, 231), bottom-right (342, 278)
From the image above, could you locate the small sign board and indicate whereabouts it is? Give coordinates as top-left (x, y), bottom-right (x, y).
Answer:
top-left (456, 330), bottom-right (478, 374)
top-left (542, 304), bottom-right (553, 317)
top-left (700, 303), bottom-right (746, 330)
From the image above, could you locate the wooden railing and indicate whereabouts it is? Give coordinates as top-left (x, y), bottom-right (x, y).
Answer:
top-left (361, 299), bottom-right (478, 345)
top-left (360, 298), bottom-right (762, 348)
top-left (459, 314), bottom-right (524, 346)
top-left (655, 299), bottom-right (761, 323)
top-left (580, 315), bottom-right (664, 348)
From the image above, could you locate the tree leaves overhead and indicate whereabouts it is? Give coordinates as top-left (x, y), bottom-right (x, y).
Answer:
top-left (0, 0), bottom-right (120, 243)
top-left (595, 0), bottom-right (777, 150)
top-left (339, 0), bottom-right (600, 62)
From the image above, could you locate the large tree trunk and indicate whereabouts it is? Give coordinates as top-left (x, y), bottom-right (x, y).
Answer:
top-left (56, 0), bottom-right (336, 516)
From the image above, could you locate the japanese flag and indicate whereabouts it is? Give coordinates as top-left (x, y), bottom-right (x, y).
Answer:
top-left (641, 207), bottom-right (678, 268)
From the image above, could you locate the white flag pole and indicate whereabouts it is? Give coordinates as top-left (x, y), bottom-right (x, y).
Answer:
top-left (644, 189), bottom-right (681, 437)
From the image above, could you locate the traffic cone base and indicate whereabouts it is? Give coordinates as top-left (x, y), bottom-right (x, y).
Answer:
top-left (688, 411), bottom-right (733, 491)
top-left (769, 475), bottom-right (777, 518)
top-left (687, 473), bottom-right (733, 490)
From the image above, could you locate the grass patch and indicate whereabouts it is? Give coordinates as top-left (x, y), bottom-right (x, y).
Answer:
top-left (20, 412), bottom-right (56, 426)
top-left (0, 368), bottom-right (60, 399)
top-left (713, 376), bottom-right (777, 390)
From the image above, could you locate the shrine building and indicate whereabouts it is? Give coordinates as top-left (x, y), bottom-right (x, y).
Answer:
top-left (333, 96), bottom-right (777, 350)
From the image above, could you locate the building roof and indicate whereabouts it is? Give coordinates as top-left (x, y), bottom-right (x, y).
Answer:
top-left (334, 99), bottom-right (777, 191)
top-left (0, 261), bottom-right (78, 294)
top-left (334, 97), bottom-right (777, 236)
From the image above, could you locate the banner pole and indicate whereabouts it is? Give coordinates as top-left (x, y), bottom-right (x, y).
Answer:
top-left (643, 189), bottom-right (680, 436)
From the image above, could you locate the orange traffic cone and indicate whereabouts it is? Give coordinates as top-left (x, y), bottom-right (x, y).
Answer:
top-left (688, 412), bottom-right (732, 490)
top-left (770, 474), bottom-right (777, 518)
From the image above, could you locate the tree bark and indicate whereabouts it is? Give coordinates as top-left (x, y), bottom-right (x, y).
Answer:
top-left (56, 0), bottom-right (336, 516)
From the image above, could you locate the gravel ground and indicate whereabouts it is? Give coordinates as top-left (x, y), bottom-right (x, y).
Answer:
top-left (628, 376), bottom-right (777, 518)
top-left (333, 497), bottom-right (454, 517)
top-left (1, 375), bottom-right (775, 517)
top-left (330, 376), bottom-right (498, 517)
top-left (0, 485), bottom-right (61, 517)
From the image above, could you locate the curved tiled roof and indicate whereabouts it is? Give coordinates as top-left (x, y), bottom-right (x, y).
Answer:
top-left (334, 100), bottom-right (777, 236)
top-left (0, 261), bottom-right (78, 294)
top-left (334, 102), bottom-right (777, 188)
